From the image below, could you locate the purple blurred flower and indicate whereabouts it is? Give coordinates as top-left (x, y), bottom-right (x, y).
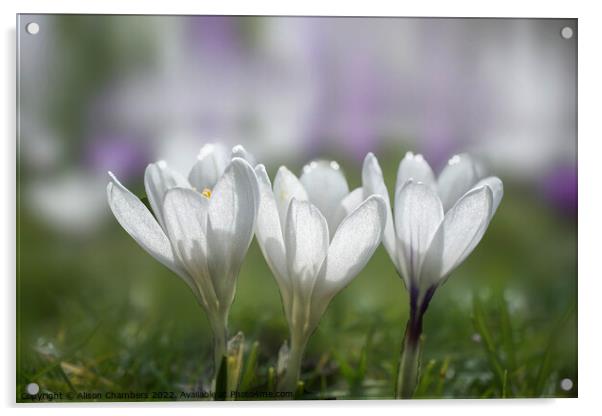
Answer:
top-left (335, 56), bottom-right (391, 161)
top-left (85, 134), bottom-right (150, 180)
top-left (541, 165), bottom-right (577, 215)
top-left (415, 21), bottom-right (493, 172)
top-left (187, 16), bottom-right (243, 62)
top-left (296, 20), bottom-right (401, 162)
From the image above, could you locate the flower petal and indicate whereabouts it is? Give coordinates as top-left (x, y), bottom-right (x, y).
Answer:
top-left (284, 199), bottom-right (329, 294)
top-left (396, 152), bottom-right (436, 194)
top-left (300, 160), bottom-right (350, 235)
top-left (362, 153), bottom-right (399, 271)
top-left (333, 187), bottom-right (365, 232)
top-left (394, 180), bottom-right (444, 285)
top-left (437, 153), bottom-right (481, 211)
top-left (144, 161), bottom-right (190, 229)
top-left (206, 158), bottom-right (259, 303)
top-left (420, 186), bottom-right (493, 290)
top-left (188, 143), bottom-right (230, 191)
top-left (273, 166), bottom-right (308, 232)
top-left (254, 164), bottom-right (288, 287)
top-left (106, 172), bottom-right (193, 289)
top-left (231, 144), bottom-right (256, 166)
top-left (162, 187), bottom-right (215, 307)
top-left (317, 195), bottom-right (386, 297)
top-left (473, 176), bottom-right (504, 218)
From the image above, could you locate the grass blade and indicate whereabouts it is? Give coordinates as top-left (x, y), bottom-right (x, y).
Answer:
top-left (416, 358), bottom-right (436, 397)
top-left (227, 332), bottom-right (245, 395)
top-left (239, 341), bottom-right (259, 392)
top-left (267, 366), bottom-right (276, 393)
top-left (498, 292), bottom-right (516, 371)
top-left (472, 294), bottom-right (506, 394)
top-left (435, 357), bottom-right (450, 397)
top-left (534, 302), bottom-right (575, 396)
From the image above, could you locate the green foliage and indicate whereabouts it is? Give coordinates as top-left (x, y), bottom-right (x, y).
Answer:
top-left (239, 341), bottom-right (259, 392)
top-left (472, 294), bottom-right (506, 393)
top-left (16, 151), bottom-right (577, 401)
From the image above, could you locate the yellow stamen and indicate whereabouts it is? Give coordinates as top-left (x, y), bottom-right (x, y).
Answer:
top-left (201, 188), bottom-right (212, 199)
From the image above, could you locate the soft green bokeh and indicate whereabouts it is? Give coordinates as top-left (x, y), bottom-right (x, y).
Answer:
top-left (17, 151), bottom-right (577, 400)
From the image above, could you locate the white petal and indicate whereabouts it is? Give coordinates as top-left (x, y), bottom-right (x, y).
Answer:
top-left (317, 195), bottom-right (386, 297)
top-left (162, 187), bottom-right (215, 306)
top-left (273, 166), bottom-right (308, 232)
top-left (473, 176), bottom-right (503, 218)
top-left (231, 144), bottom-right (256, 166)
top-left (300, 160), bottom-right (350, 235)
top-left (394, 181), bottom-right (444, 285)
top-left (396, 152), bottom-right (436, 194)
top-left (106, 173), bottom-right (192, 289)
top-left (188, 143), bottom-right (230, 191)
top-left (206, 158), bottom-right (259, 302)
top-left (162, 188), bottom-right (209, 278)
top-left (420, 186), bottom-right (493, 290)
top-left (362, 153), bottom-right (399, 271)
top-left (254, 164), bottom-right (288, 286)
top-left (144, 161), bottom-right (190, 229)
top-left (284, 199), bottom-right (329, 294)
top-left (437, 153), bottom-right (481, 211)
top-left (333, 187), bottom-right (365, 232)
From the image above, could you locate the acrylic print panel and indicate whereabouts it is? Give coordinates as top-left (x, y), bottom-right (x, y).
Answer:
top-left (16, 15), bottom-right (577, 402)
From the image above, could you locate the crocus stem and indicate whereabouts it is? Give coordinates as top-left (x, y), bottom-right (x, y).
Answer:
top-left (279, 337), bottom-right (307, 394)
top-left (395, 286), bottom-right (435, 399)
top-left (210, 316), bottom-right (228, 382)
top-left (396, 313), bottom-right (423, 399)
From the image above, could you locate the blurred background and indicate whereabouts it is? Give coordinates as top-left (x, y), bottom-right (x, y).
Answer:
top-left (17, 15), bottom-right (576, 400)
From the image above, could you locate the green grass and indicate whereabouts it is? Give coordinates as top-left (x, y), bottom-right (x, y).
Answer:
top-left (16, 154), bottom-right (577, 401)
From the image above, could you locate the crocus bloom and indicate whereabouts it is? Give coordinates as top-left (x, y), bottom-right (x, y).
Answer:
top-left (106, 143), bottom-right (259, 376)
top-left (254, 160), bottom-right (387, 391)
top-left (361, 151), bottom-right (503, 398)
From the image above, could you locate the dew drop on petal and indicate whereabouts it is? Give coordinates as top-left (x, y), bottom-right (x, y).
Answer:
top-left (448, 155), bottom-right (461, 165)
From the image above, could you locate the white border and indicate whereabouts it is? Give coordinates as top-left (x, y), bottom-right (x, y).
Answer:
top-left (2, 1), bottom-right (597, 415)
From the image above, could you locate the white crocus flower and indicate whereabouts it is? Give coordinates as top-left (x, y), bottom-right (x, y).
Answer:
top-left (363, 151), bottom-right (502, 298)
top-left (361, 151), bottom-right (503, 398)
top-left (254, 160), bottom-right (387, 391)
top-left (106, 143), bottom-right (259, 377)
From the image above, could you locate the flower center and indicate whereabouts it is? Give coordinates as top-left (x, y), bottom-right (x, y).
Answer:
top-left (201, 188), bottom-right (212, 199)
